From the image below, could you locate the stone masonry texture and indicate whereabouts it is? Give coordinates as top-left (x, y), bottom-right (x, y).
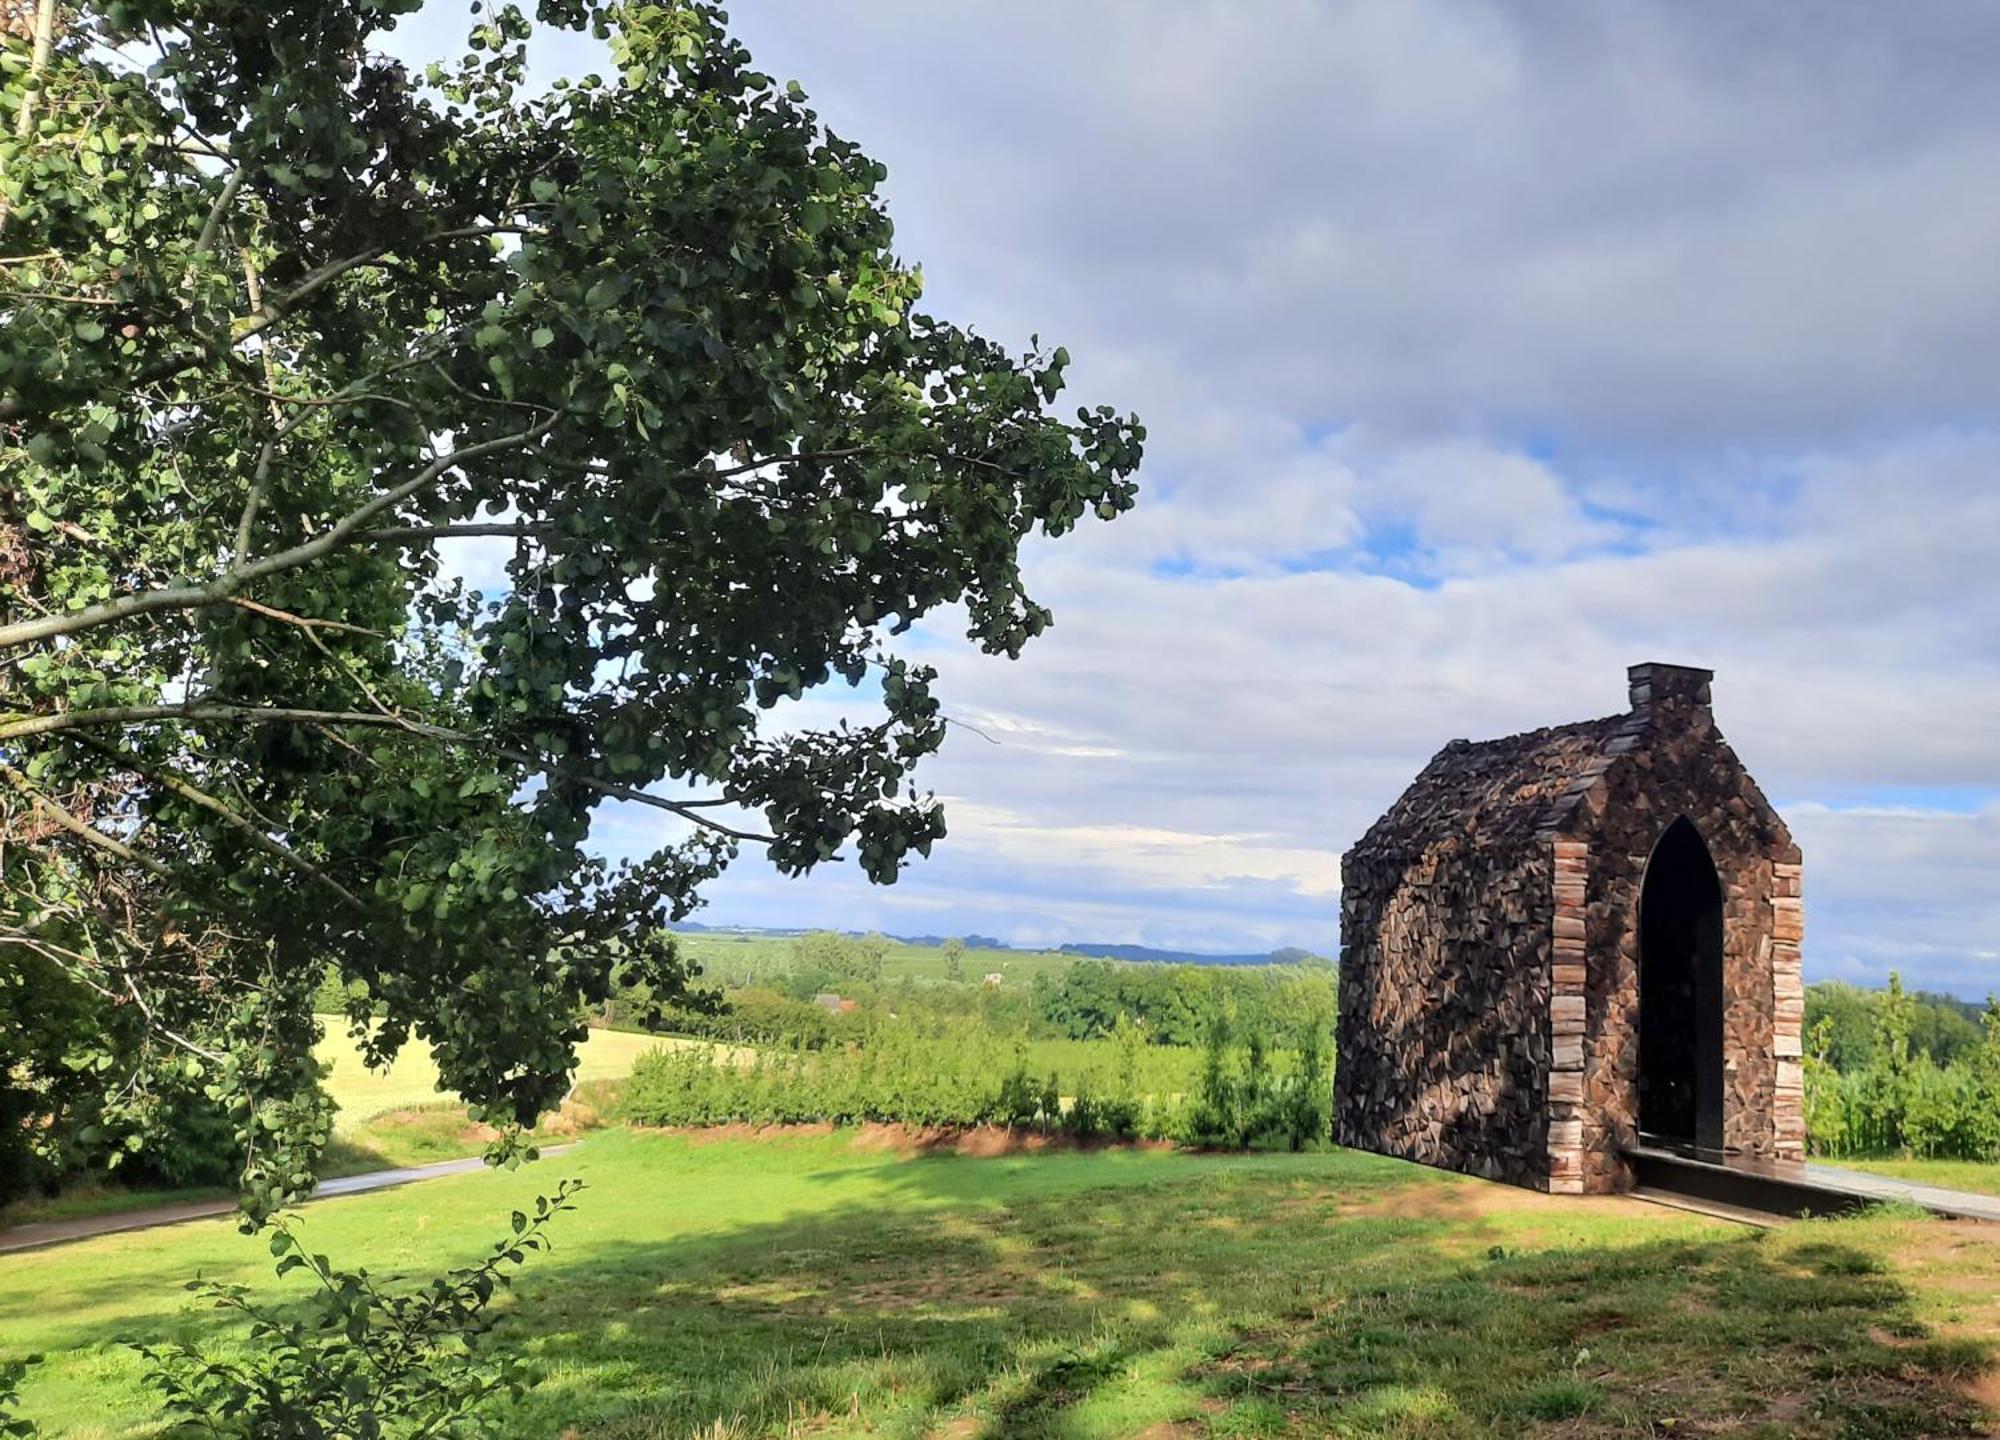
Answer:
top-left (1336, 663), bottom-right (1802, 1193)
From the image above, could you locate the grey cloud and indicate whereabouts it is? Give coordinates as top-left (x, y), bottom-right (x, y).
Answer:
top-left (391, 3), bottom-right (2000, 988)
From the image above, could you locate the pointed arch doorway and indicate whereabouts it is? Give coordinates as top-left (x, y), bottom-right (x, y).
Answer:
top-left (1638, 816), bottom-right (1726, 1152)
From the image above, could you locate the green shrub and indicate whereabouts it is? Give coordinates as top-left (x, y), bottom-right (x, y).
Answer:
top-left (1280, 1023), bottom-right (1334, 1151)
top-left (1805, 978), bottom-right (2000, 1162)
top-left (1182, 1011), bottom-right (1243, 1148)
top-left (132, 1182), bottom-right (581, 1438)
top-left (0, 1354), bottom-right (39, 1439)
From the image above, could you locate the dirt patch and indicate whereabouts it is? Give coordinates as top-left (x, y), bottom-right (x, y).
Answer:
top-left (666, 1121), bottom-right (837, 1146)
top-left (1968, 1366), bottom-right (2000, 1419)
top-left (1876, 1219), bottom-right (2000, 1422)
top-left (643, 1121), bottom-right (1175, 1158)
top-left (1341, 1176), bottom-right (1669, 1226)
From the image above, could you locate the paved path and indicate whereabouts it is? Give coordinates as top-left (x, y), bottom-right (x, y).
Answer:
top-left (1632, 1142), bottom-right (2000, 1223)
top-left (1805, 1162), bottom-right (2000, 1222)
top-left (0, 1148), bottom-right (571, 1256)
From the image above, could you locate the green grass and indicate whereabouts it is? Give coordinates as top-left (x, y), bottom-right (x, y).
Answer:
top-left (1830, 1155), bottom-right (2000, 1199)
top-left (5, 1130), bottom-right (1994, 1438)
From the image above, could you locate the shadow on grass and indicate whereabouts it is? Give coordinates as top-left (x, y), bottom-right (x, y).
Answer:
top-left (493, 1154), bottom-right (1995, 1438)
top-left (41, 1144), bottom-right (1999, 1439)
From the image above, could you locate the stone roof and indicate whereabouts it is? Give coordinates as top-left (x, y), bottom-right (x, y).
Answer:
top-left (1347, 713), bottom-right (1631, 862)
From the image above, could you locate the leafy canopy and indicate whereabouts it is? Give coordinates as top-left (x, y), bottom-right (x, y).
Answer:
top-left (0, 0), bottom-right (1141, 1218)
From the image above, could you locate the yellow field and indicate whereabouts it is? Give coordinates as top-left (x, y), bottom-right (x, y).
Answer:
top-left (315, 1027), bottom-right (680, 1130)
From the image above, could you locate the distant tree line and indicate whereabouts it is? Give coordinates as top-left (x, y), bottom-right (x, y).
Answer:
top-left (1804, 981), bottom-right (1986, 1070)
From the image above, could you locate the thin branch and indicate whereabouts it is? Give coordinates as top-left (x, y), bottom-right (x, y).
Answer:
top-left (0, 226), bottom-right (539, 423)
top-left (941, 714), bottom-right (1002, 745)
top-left (190, 167), bottom-right (245, 262)
top-left (0, 930), bottom-right (229, 1064)
top-left (0, 760), bottom-right (170, 877)
top-left (241, 384), bottom-right (423, 414)
top-left (227, 596), bottom-right (385, 638)
top-left (364, 522), bottom-right (554, 543)
top-left (234, 438), bottom-right (274, 562)
top-left (0, 414), bottom-right (562, 650)
top-left (74, 734), bottom-right (368, 912)
top-left (0, 702), bottom-right (773, 843)
top-left (231, 224), bottom-right (541, 346)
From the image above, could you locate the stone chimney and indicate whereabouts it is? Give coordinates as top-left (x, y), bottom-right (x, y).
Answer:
top-left (1627, 661), bottom-right (1712, 713)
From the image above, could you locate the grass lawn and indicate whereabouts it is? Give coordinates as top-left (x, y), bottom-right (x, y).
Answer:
top-left (6, 1131), bottom-right (1998, 1439)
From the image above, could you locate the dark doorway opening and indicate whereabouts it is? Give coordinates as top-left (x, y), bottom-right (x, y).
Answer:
top-left (1638, 816), bottom-right (1725, 1150)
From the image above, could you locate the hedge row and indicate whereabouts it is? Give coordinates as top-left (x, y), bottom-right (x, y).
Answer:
top-left (617, 1021), bottom-right (1334, 1149)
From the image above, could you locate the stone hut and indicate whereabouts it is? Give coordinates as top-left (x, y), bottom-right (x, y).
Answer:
top-left (1335, 663), bottom-right (1804, 1195)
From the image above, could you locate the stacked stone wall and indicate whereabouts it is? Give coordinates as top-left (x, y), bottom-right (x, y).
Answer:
top-left (1338, 665), bottom-right (1802, 1196)
top-left (1336, 843), bottom-right (1552, 1188)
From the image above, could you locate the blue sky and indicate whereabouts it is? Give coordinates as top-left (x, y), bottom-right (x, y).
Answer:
top-left (396, 2), bottom-right (2000, 997)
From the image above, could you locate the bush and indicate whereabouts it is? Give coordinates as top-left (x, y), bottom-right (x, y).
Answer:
top-left (1182, 1011), bottom-right (1243, 1148)
top-left (1280, 1024), bottom-right (1333, 1152)
top-left (1805, 977), bottom-right (2000, 1161)
top-left (133, 1181), bottom-right (582, 1438)
top-left (0, 1355), bottom-right (38, 1439)
top-left (621, 1027), bottom-right (1142, 1135)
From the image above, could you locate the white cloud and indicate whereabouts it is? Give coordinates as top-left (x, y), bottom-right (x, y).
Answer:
top-left (392, 2), bottom-right (2000, 989)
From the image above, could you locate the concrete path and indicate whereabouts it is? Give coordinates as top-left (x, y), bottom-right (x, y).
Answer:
top-left (0, 1148), bottom-right (571, 1256)
top-left (1632, 1142), bottom-right (2000, 1223)
top-left (1805, 1162), bottom-right (2000, 1222)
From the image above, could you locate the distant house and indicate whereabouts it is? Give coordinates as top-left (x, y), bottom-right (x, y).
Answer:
top-left (812, 992), bottom-right (857, 1014)
top-left (1336, 663), bottom-right (1803, 1196)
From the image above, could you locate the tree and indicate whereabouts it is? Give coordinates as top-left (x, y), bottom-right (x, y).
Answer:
top-left (941, 936), bottom-right (966, 983)
top-left (1183, 1006), bottom-right (1239, 1148)
top-left (1282, 1021), bottom-right (1331, 1151)
top-left (0, 0), bottom-right (1141, 1220)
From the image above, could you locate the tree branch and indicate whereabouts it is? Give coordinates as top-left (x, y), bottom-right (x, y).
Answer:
top-left (190, 167), bottom-right (245, 262)
top-left (0, 414), bottom-right (561, 650)
top-left (0, 760), bottom-right (170, 877)
top-left (364, 522), bottom-right (554, 543)
top-left (73, 734), bottom-right (369, 912)
top-left (2, 702), bottom-right (774, 843)
top-left (227, 596), bottom-right (385, 638)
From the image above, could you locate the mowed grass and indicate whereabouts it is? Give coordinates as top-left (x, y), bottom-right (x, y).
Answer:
top-left (6, 1131), bottom-right (1999, 1439)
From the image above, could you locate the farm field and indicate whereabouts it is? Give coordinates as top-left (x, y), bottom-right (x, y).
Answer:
top-left (316, 1025), bottom-right (670, 1134)
top-left (677, 930), bottom-right (1111, 987)
top-left (6, 1130), bottom-right (1998, 1439)
top-left (0, 1029), bottom-right (679, 1232)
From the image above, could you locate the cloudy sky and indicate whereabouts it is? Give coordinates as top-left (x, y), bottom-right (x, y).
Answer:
top-left (402, 2), bottom-right (2000, 996)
